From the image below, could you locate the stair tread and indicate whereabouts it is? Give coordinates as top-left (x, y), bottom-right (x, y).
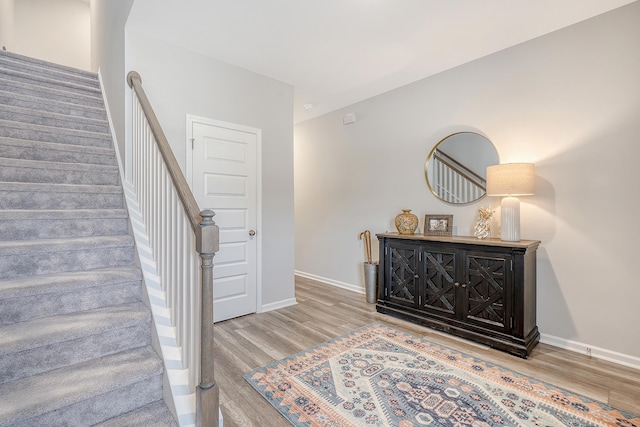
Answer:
top-left (0, 55), bottom-right (100, 88)
top-left (0, 208), bottom-right (127, 220)
top-left (0, 50), bottom-right (97, 79)
top-left (0, 303), bottom-right (149, 356)
top-left (0, 156), bottom-right (118, 174)
top-left (0, 235), bottom-right (133, 255)
top-left (0, 77), bottom-right (105, 108)
top-left (0, 181), bottom-right (123, 193)
top-left (0, 266), bottom-right (140, 298)
top-left (0, 136), bottom-right (112, 155)
top-left (0, 103), bottom-right (109, 131)
top-left (0, 118), bottom-right (110, 139)
top-left (0, 65), bottom-right (102, 95)
top-left (0, 346), bottom-right (163, 425)
top-left (0, 137), bottom-right (117, 165)
top-left (0, 88), bottom-right (106, 119)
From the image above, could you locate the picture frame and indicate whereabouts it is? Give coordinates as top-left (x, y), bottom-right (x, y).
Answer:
top-left (424, 214), bottom-right (453, 236)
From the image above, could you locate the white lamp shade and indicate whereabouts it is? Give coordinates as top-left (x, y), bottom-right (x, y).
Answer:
top-left (486, 163), bottom-right (535, 196)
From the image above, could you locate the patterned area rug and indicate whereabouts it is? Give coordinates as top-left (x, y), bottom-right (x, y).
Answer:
top-left (243, 322), bottom-right (639, 427)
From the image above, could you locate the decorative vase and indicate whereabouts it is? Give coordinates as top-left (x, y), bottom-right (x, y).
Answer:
top-left (395, 209), bottom-right (419, 235)
top-left (474, 220), bottom-right (491, 239)
top-left (474, 207), bottom-right (494, 239)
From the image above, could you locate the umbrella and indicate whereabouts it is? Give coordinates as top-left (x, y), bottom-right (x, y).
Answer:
top-left (359, 230), bottom-right (372, 264)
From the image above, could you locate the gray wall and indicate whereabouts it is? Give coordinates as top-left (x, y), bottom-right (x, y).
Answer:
top-left (125, 30), bottom-right (296, 309)
top-left (294, 3), bottom-right (640, 360)
top-left (90, 0), bottom-right (134, 158)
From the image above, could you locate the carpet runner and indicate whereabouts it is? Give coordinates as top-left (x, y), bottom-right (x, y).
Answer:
top-left (0, 50), bottom-right (177, 425)
top-left (244, 322), bottom-right (640, 427)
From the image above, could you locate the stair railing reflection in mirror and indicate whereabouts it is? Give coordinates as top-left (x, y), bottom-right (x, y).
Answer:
top-left (432, 149), bottom-right (486, 204)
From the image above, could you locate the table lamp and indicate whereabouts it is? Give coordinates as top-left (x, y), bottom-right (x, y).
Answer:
top-left (486, 163), bottom-right (535, 242)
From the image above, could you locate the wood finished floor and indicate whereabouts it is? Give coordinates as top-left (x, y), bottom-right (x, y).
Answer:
top-left (215, 276), bottom-right (640, 426)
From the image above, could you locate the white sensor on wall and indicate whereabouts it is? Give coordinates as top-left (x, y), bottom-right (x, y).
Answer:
top-left (343, 113), bottom-right (357, 125)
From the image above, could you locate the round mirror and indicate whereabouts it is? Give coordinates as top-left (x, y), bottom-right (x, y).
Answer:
top-left (425, 132), bottom-right (499, 204)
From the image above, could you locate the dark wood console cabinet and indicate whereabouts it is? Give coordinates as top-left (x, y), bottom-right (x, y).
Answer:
top-left (376, 233), bottom-right (540, 358)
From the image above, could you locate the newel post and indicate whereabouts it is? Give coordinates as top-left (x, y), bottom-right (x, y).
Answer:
top-left (195, 210), bottom-right (220, 427)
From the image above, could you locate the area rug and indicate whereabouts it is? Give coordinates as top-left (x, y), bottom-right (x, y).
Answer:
top-left (243, 322), bottom-right (640, 427)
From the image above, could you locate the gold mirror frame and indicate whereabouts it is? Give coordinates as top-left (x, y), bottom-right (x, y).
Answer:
top-left (425, 132), bottom-right (499, 205)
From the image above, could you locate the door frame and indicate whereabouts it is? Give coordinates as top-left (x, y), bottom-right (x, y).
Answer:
top-left (185, 114), bottom-right (263, 316)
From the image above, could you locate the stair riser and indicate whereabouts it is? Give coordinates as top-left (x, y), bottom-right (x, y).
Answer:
top-left (0, 164), bottom-right (119, 185)
top-left (0, 91), bottom-right (106, 120)
top-left (0, 323), bottom-right (150, 384)
top-left (0, 124), bottom-right (111, 149)
top-left (0, 217), bottom-right (129, 241)
top-left (0, 107), bottom-right (110, 134)
top-left (0, 58), bottom-right (100, 89)
top-left (0, 69), bottom-right (102, 98)
top-left (0, 280), bottom-right (141, 326)
top-left (0, 189), bottom-right (124, 210)
top-left (0, 246), bottom-right (135, 280)
top-left (0, 79), bottom-right (104, 108)
top-left (0, 141), bottom-right (117, 165)
top-left (8, 375), bottom-right (163, 427)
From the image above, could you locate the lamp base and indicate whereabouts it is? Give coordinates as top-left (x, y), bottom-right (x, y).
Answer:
top-left (500, 196), bottom-right (520, 242)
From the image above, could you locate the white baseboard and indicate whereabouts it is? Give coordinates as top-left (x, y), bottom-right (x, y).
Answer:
top-left (540, 333), bottom-right (640, 371)
top-left (295, 270), bottom-right (364, 294)
top-left (260, 297), bottom-right (297, 313)
top-left (294, 271), bottom-right (640, 371)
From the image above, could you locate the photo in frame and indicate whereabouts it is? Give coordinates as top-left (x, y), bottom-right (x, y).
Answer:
top-left (424, 214), bottom-right (453, 236)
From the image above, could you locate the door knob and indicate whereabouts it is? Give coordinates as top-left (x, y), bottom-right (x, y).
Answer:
top-left (249, 230), bottom-right (256, 236)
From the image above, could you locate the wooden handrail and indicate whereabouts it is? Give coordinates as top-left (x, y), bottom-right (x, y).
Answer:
top-left (127, 71), bottom-right (201, 231)
top-left (127, 71), bottom-right (219, 427)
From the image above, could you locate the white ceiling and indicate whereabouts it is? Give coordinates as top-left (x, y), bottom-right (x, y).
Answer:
top-left (127, 0), bottom-right (636, 123)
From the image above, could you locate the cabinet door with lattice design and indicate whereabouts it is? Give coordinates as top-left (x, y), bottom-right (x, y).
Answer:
top-left (422, 248), bottom-right (457, 318)
top-left (462, 252), bottom-right (513, 333)
top-left (386, 241), bottom-right (420, 308)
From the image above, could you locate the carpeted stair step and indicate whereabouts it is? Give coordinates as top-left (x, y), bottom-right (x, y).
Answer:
top-left (0, 267), bottom-right (142, 325)
top-left (93, 401), bottom-right (178, 427)
top-left (0, 346), bottom-right (164, 427)
top-left (0, 119), bottom-right (111, 148)
top-left (0, 66), bottom-right (102, 97)
top-left (0, 235), bottom-right (135, 280)
top-left (0, 53), bottom-right (100, 89)
top-left (0, 49), bottom-right (97, 81)
top-left (0, 182), bottom-right (124, 210)
top-left (0, 137), bottom-right (116, 165)
top-left (0, 303), bottom-right (150, 384)
top-left (0, 77), bottom-right (104, 109)
top-left (0, 157), bottom-right (119, 185)
top-left (0, 209), bottom-right (129, 241)
top-left (0, 89), bottom-right (107, 120)
top-left (0, 103), bottom-right (110, 133)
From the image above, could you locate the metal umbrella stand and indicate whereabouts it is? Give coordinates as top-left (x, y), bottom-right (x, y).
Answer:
top-left (359, 230), bottom-right (378, 304)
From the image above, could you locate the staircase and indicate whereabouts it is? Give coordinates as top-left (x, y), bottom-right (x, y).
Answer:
top-left (0, 51), bottom-right (177, 426)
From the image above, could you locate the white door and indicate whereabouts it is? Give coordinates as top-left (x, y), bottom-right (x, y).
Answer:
top-left (188, 117), bottom-right (260, 322)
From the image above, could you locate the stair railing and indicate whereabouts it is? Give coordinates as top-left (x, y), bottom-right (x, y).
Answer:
top-left (127, 71), bottom-right (219, 427)
top-left (431, 149), bottom-right (486, 204)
